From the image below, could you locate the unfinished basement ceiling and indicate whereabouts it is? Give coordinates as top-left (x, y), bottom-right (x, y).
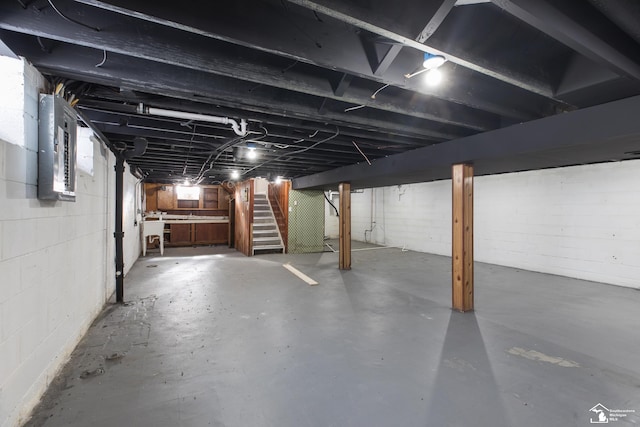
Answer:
top-left (1, 0), bottom-right (640, 185)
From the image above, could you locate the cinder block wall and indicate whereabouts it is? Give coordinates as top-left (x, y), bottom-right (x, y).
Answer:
top-left (0, 57), bottom-right (140, 427)
top-left (345, 161), bottom-right (640, 289)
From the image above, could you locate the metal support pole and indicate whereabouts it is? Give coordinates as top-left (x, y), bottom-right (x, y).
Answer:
top-left (115, 156), bottom-right (125, 302)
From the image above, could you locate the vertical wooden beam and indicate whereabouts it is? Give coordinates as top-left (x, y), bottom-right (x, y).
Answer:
top-left (339, 182), bottom-right (352, 270)
top-left (452, 164), bottom-right (474, 312)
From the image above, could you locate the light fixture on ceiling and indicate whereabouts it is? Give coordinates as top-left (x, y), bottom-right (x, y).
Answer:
top-left (422, 53), bottom-right (446, 69)
top-left (423, 53), bottom-right (446, 87)
top-left (404, 53), bottom-right (447, 86)
top-left (247, 147), bottom-right (257, 160)
top-left (183, 178), bottom-right (190, 186)
top-left (425, 68), bottom-right (443, 86)
top-left (230, 170), bottom-right (240, 180)
top-left (275, 176), bottom-right (282, 184)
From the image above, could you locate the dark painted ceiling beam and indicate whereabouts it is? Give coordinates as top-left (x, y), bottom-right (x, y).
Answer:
top-left (416, 0), bottom-right (458, 43)
top-left (285, 0), bottom-right (556, 98)
top-left (97, 125), bottom-right (397, 160)
top-left (372, 43), bottom-right (403, 76)
top-left (355, 0), bottom-right (457, 78)
top-left (1, 34), bottom-right (457, 142)
top-left (489, 0), bottom-right (640, 82)
top-left (78, 98), bottom-right (428, 148)
top-left (331, 73), bottom-right (353, 97)
top-left (0, 2), bottom-right (497, 131)
top-left (368, 0), bottom-right (456, 77)
top-left (69, 0), bottom-right (549, 120)
top-left (293, 95), bottom-right (640, 189)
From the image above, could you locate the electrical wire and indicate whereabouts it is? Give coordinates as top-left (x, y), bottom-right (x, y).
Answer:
top-left (345, 83), bottom-right (392, 112)
top-left (370, 83), bottom-right (390, 99)
top-left (47, 0), bottom-right (100, 32)
top-left (281, 60), bottom-right (299, 74)
top-left (404, 68), bottom-right (428, 79)
top-left (241, 127), bottom-right (339, 176)
top-left (344, 104), bottom-right (365, 112)
top-left (36, 36), bottom-right (50, 53)
top-left (324, 192), bottom-right (338, 217)
top-left (195, 127), bottom-right (268, 183)
top-left (352, 140), bottom-right (372, 165)
top-left (182, 123), bottom-right (197, 176)
top-left (95, 49), bottom-right (107, 67)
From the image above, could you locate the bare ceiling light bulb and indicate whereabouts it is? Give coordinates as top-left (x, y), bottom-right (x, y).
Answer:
top-left (425, 68), bottom-right (443, 86)
top-left (231, 170), bottom-right (240, 180)
top-left (423, 53), bottom-right (446, 69)
top-left (183, 179), bottom-right (190, 186)
top-left (275, 176), bottom-right (282, 184)
top-left (247, 147), bottom-right (257, 159)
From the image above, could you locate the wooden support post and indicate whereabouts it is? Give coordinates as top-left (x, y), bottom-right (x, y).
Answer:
top-left (339, 182), bottom-right (352, 270)
top-left (452, 164), bottom-right (474, 312)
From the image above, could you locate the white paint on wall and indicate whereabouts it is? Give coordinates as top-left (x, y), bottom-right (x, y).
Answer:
top-left (346, 161), bottom-right (640, 288)
top-left (77, 127), bottom-right (94, 176)
top-left (474, 162), bottom-right (640, 288)
top-left (0, 56), bottom-right (45, 149)
top-left (0, 58), bottom-right (140, 427)
top-left (324, 191), bottom-right (339, 238)
top-left (123, 166), bottom-right (141, 276)
top-left (254, 177), bottom-right (268, 195)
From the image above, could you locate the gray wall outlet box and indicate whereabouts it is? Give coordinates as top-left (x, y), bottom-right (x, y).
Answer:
top-left (38, 94), bottom-right (77, 201)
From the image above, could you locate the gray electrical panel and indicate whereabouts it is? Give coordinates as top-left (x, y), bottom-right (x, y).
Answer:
top-left (38, 94), bottom-right (77, 201)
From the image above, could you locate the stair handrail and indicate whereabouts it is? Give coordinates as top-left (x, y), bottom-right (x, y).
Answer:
top-left (268, 183), bottom-right (285, 218)
top-left (268, 183), bottom-right (288, 252)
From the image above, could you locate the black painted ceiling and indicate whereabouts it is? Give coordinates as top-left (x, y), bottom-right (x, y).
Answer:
top-left (2, 0), bottom-right (640, 185)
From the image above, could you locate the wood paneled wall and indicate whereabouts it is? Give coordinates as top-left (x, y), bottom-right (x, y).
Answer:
top-left (143, 183), bottom-right (229, 246)
top-left (234, 179), bottom-right (254, 256)
top-left (144, 183), bottom-right (229, 214)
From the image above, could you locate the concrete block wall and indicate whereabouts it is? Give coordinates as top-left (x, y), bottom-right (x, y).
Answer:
top-left (0, 57), bottom-right (140, 427)
top-left (474, 161), bottom-right (640, 288)
top-left (344, 160), bottom-right (640, 289)
top-left (347, 183), bottom-right (451, 254)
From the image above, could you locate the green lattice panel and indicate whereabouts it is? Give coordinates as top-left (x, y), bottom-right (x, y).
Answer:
top-left (288, 190), bottom-right (325, 253)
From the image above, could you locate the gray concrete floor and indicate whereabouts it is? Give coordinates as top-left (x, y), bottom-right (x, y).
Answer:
top-left (25, 242), bottom-right (640, 427)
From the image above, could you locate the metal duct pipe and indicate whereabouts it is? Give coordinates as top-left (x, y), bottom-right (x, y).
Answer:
top-left (137, 103), bottom-right (248, 136)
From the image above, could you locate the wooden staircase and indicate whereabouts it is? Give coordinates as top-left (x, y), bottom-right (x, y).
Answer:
top-left (252, 194), bottom-right (285, 255)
